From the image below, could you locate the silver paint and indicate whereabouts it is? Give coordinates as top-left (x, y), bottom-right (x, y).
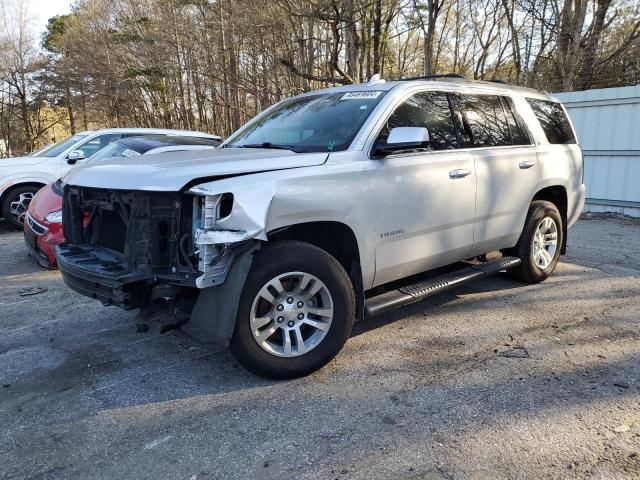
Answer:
top-left (61, 80), bottom-right (586, 291)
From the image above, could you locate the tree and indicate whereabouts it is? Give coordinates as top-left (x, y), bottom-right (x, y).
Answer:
top-left (412, 0), bottom-right (445, 76)
top-left (4, 0), bottom-right (638, 154)
top-left (42, 14), bottom-right (77, 133)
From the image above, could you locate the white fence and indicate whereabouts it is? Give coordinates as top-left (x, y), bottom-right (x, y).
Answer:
top-left (555, 85), bottom-right (640, 218)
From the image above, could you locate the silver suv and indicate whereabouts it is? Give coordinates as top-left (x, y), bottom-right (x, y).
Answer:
top-left (56, 76), bottom-right (586, 379)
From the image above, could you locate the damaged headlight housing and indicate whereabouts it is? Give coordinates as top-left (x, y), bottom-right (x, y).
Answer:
top-left (193, 193), bottom-right (234, 241)
top-left (192, 193), bottom-right (237, 288)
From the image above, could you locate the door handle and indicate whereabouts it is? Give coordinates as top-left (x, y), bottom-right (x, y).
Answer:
top-left (449, 168), bottom-right (472, 179)
top-left (519, 161), bottom-right (536, 169)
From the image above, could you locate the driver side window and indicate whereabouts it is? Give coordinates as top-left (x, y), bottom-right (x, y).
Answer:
top-left (379, 91), bottom-right (458, 150)
top-left (75, 134), bottom-right (122, 158)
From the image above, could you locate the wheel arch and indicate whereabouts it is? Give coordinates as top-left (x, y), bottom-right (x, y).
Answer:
top-left (0, 181), bottom-right (46, 218)
top-left (267, 221), bottom-right (365, 321)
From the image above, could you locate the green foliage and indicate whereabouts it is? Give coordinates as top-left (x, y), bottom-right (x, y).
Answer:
top-left (124, 67), bottom-right (167, 92)
top-left (42, 14), bottom-right (74, 53)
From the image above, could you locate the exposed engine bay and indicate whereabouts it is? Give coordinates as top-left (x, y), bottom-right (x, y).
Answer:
top-left (56, 185), bottom-right (252, 310)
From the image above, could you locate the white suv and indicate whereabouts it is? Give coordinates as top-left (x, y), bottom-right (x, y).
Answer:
top-left (0, 128), bottom-right (221, 228)
top-left (55, 76), bottom-right (586, 379)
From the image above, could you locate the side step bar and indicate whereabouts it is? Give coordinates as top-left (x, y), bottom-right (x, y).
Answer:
top-left (364, 256), bottom-right (521, 317)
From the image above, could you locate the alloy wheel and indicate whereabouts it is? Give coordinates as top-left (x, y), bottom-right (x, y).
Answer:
top-left (250, 271), bottom-right (334, 357)
top-left (531, 216), bottom-right (558, 269)
top-left (9, 192), bottom-right (34, 225)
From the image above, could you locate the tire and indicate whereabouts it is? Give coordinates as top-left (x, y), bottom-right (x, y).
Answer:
top-left (1, 185), bottom-right (40, 229)
top-left (230, 240), bottom-right (355, 379)
top-left (507, 200), bottom-right (563, 284)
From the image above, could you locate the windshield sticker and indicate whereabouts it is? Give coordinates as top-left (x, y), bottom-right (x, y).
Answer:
top-left (121, 149), bottom-right (141, 157)
top-left (341, 91), bottom-right (382, 100)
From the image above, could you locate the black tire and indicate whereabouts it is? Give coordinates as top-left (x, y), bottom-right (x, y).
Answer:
top-left (507, 200), bottom-right (563, 284)
top-left (230, 240), bottom-right (355, 379)
top-left (1, 185), bottom-right (40, 229)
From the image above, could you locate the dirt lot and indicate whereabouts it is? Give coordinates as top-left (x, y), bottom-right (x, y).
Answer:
top-left (1, 215), bottom-right (639, 480)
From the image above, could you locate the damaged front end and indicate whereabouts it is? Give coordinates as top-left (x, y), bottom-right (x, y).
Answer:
top-left (192, 193), bottom-right (256, 288)
top-left (55, 185), bottom-right (258, 310)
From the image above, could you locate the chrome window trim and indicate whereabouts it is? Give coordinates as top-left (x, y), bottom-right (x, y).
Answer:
top-left (378, 143), bottom-right (538, 162)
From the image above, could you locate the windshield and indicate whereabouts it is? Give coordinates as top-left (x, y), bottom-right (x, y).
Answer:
top-left (89, 142), bottom-right (143, 162)
top-left (226, 91), bottom-right (387, 153)
top-left (28, 145), bottom-right (52, 157)
top-left (40, 134), bottom-right (89, 157)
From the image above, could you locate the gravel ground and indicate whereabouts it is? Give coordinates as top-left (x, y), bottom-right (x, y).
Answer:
top-left (1, 215), bottom-right (639, 480)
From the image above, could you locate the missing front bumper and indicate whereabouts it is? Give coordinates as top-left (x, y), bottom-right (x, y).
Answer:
top-left (55, 243), bottom-right (153, 308)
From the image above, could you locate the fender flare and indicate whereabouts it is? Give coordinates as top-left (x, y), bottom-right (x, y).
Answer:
top-left (183, 242), bottom-right (261, 346)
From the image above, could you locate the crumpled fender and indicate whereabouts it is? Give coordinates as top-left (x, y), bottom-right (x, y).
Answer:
top-left (189, 181), bottom-right (275, 242)
top-left (188, 160), bottom-right (373, 289)
top-left (188, 181), bottom-right (275, 289)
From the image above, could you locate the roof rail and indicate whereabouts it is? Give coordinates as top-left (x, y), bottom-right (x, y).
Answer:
top-left (487, 79), bottom-right (507, 84)
top-left (397, 73), bottom-right (466, 82)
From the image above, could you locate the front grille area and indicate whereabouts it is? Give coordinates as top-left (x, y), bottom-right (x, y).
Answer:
top-left (97, 208), bottom-right (127, 252)
top-left (61, 186), bottom-right (198, 281)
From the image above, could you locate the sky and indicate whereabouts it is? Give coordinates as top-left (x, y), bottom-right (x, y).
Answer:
top-left (28, 0), bottom-right (72, 39)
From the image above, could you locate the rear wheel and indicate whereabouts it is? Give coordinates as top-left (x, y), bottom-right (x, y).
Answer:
top-left (507, 200), bottom-right (563, 283)
top-left (2, 185), bottom-right (40, 229)
top-left (230, 241), bottom-right (355, 379)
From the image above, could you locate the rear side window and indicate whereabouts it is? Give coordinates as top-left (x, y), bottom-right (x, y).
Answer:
top-left (526, 99), bottom-right (576, 144)
top-left (458, 94), bottom-right (512, 147)
top-left (502, 97), bottom-right (531, 146)
top-left (382, 91), bottom-right (458, 150)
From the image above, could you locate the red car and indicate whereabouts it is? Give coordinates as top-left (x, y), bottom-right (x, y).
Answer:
top-left (24, 181), bottom-right (64, 268)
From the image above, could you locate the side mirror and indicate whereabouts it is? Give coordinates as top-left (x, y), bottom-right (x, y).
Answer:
top-left (66, 150), bottom-right (86, 165)
top-left (374, 127), bottom-right (430, 156)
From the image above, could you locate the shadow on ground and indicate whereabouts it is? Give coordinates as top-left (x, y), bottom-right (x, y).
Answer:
top-left (1, 216), bottom-right (639, 479)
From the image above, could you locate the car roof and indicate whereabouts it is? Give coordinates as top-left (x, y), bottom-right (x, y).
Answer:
top-left (75, 128), bottom-right (222, 140)
top-left (116, 135), bottom-right (220, 151)
top-left (296, 76), bottom-right (560, 102)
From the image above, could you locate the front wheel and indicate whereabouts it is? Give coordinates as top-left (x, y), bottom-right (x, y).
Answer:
top-left (507, 200), bottom-right (563, 284)
top-left (230, 241), bottom-right (355, 379)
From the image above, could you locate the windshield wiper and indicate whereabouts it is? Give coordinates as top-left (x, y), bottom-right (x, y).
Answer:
top-left (236, 142), bottom-right (302, 152)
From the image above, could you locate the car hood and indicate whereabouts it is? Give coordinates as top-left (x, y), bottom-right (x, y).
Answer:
top-left (63, 148), bottom-right (329, 191)
top-left (28, 182), bottom-right (61, 222)
top-left (0, 155), bottom-right (48, 167)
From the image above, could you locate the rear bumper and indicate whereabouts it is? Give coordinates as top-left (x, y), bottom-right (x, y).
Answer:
top-left (568, 183), bottom-right (587, 228)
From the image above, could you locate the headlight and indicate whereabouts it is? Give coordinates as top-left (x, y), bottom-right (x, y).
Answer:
top-left (45, 210), bottom-right (63, 223)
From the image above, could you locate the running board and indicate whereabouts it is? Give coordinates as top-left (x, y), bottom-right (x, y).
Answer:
top-left (364, 256), bottom-right (521, 317)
